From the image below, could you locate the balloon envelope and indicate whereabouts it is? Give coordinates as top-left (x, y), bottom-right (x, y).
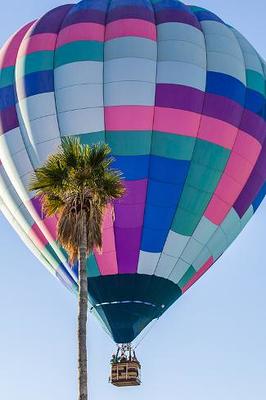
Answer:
top-left (0, 0), bottom-right (265, 343)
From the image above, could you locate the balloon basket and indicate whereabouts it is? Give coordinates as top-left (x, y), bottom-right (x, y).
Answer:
top-left (109, 344), bottom-right (141, 387)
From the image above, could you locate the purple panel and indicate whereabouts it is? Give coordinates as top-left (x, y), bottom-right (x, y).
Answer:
top-left (155, 9), bottom-right (201, 29)
top-left (240, 109), bottom-right (266, 144)
top-left (115, 226), bottom-right (142, 274)
top-left (234, 142), bottom-right (266, 217)
top-left (61, 9), bottom-right (107, 27)
top-left (107, 6), bottom-right (155, 23)
top-left (203, 93), bottom-right (243, 127)
top-left (117, 179), bottom-right (147, 205)
top-left (0, 107), bottom-right (19, 134)
top-left (155, 84), bottom-right (204, 114)
top-left (31, 196), bottom-right (43, 218)
top-left (31, 5), bottom-right (73, 35)
top-left (114, 203), bottom-right (145, 228)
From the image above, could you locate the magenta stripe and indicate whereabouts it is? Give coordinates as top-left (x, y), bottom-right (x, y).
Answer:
top-left (0, 22), bottom-right (34, 69)
top-left (19, 33), bottom-right (57, 56)
top-left (57, 22), bottom-right (105, 47)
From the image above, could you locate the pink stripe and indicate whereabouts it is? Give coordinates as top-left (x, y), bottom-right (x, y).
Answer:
top-left (57, 23), bottom-right (105, 47)
top-left (225, 152), bottom-right (255, 184)
top-left (205, 144), bottom-right (260, 225)
top-left (105, 19), bottom-right (156, 41)
top-left (204, 195), bottom-right (231, 225)
top-left (153, 107), bottom-right (201, 137)
top-left (233, 130), bottom-right (261, 162)
top-left (43, 216), bottom-right (57, 241)
top-left (198, 115), bottom-right (238, 149)
top-left (182, 257), bottom-right (214, 293)
top-left (19, 33), bottom-right (57, 56)
top-left (95, 205), bottom-right (118, 275)
top-left (105, 106), bottom-right (154, 131)
top-left (30, 223), bottom-right (49, 249)
top-left (0, 22), bottom-right (34, 69)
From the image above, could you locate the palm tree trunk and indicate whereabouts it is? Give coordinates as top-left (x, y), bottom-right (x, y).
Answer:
top-left (78, 221), bottom-right (88, 400)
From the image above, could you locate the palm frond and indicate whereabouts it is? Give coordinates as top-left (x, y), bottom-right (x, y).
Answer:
top-left (29, 137), bottom-right (125, 264)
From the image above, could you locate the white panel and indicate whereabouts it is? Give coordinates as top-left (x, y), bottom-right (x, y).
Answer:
top-left (157, 40), bottom-right (206, 68)
top-left (193, 247), bottom-right (212, 271)
top-left (157, 22), bottom-right (205, 47)
top-left (193, 216), bottom-right (217, 244)
top-left (19, 93), bottom-right (56, 121)
top-left (56, 84), bottom-right (103, 112)
top-left (104, 81), bottom-right (155, 106)
top-left (104, 37), bottom-right (157, 61)
top-left (168, 258), bottom-right (191, 284)
top-left (207, 227), bottom-right (227, 260)
top-left (104, 58), bottom-right (156, 83)
top-left (154, 253), bottom-right (177, 278)
top-left (12, 148), bottom-right (33, 177)
top-left (54, 61), bottom-right (103, 89)
top-left (137, 251), bottom-right (160, 275)
top-left (201, 20), bottom-right (236, 39)
top-left (59, 108), bottom-right (104, 136)
top-left (181, 238), bottom-right (203, 264)
top-left (163, 231), bottom-right (190, 258)
top-left (205, 34), bottom-right (243, 61)
top-left (28, 115), bottom-right (60, 144)
top-left (0, 128), bottom-right (25, 155)
top-left (157, 61), bottom-right (206, 90)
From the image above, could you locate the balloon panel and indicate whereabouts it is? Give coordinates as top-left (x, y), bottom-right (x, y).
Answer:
top-left (0, 0), bottom-right (265, 343)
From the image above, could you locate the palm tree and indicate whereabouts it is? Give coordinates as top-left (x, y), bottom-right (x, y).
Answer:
top-left (29, 137), bottom-right (125, 400)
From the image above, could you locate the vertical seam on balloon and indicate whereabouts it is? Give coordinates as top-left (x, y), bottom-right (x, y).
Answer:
top-left (103, 0), bottom-right (120, 277)
top-left (53, 6), bottom-right (74, 144)
top-left (134, 0), bottom-right (158, 279)
top-left (174, 20), bottom-right (249, 278)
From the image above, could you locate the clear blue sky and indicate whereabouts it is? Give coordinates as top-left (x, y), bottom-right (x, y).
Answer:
top-left (1, 1), bottom-right (266, 399)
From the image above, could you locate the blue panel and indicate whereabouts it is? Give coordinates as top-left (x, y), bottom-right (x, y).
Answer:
top-left (153, 0), bottom-right (189, 12)
top-left (147, 180), bottom-right (184, 207)
top-left (206, 72), bottom-right (245, 106)
top-left (112, 155), bottom-right (150, 180)
top-left (143, 204), bottom-right (176, 229)
top-left (0, 85), bottom-right (16, 110)
top-left (246, 89), bottom-right (265, 115)
top-left (149, 156), bottom-right (190, 184)
top-left (252, 181), bottom-right (266, 211)
top-left (110, 0), bottom-right (153, 9)
top-left (67, 0), bottom-right (108, 12)
top-left (192, 9), bottom-right (224, 23)
top-left (141, 227), bottom-right (169, 252)
top-left (18, 70), bottom-right (54, 98)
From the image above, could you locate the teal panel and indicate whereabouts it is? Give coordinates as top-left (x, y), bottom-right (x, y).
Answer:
top-left (152, 132), bottom-right (195, 160)
top-left (87, 254), bottom-right (100, 277)
top-left (186, 162), bottom-right (221, 193)
top-left (246, 70), bottom-right (265, 95)
top-left (178, 186), bottom-right (211, 216)
top-left (55, 41), bottom-right (103, 67)
top-left (16, 51), bottom-right (54, 77)
top-left (193, 139), bottom-right (230, 171)
top-left (172, 208), bottom-right (200, 236)
top-left (178, 266), bottom-right (196, 289)
top-left (0, 66), bottom-right (14, 88)
top-left (106, 131), bottom-right (152, 156)
top-left (76, 132), bottom-right (105, 145)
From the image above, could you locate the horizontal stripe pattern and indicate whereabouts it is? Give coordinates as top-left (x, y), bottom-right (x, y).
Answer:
top-left (0, 0), bottom-right (265, 344)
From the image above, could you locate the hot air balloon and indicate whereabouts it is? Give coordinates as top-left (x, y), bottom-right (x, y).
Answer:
top-left (0, 0), bottom-right (266, 386)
